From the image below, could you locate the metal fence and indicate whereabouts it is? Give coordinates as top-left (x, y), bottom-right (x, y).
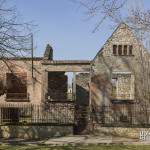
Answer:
top-left (1, 102), bottom-right (150, 128)
top-left (0, 102), bottom-right (75, 126)
top-left (91, 104), bottom-right (150, 127)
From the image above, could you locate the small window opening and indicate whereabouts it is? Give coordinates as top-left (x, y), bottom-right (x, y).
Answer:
top-left (113, 45), bottom-right (117, 55)
top-left (118, 45), bottom-right (122, 55)
top-left (129, 45), bottom-right (133, 55)
top-left (123, 45), bottom-right (127, 55)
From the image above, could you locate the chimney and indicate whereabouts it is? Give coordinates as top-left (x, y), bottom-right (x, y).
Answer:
top-left (43, 44), bottom-right (53, 60)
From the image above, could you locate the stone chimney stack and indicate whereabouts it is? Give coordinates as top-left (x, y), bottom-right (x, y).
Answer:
top-left (43, 44), bottom-right (53, 60)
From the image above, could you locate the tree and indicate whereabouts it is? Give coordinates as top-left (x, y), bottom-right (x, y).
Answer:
top-left (0, 0), bottom-right (33, 59)
top-left (72, 0), bottom-right (127, 32)
top-left (73, 0), bottom-right (150, 37)
top-left (0, 0), bottom-right (34, 95)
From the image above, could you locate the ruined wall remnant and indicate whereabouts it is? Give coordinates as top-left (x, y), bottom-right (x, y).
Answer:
top-left (43, 44), bottom-right (53, 60)
top-left (47, 72), bottom-right (68, 101)
top-left (76, 73), bottom-right (90, 106)
top-left (74, 73), bottom-right (90, 135)
top-left (0, 58), bottom-right (43, 104)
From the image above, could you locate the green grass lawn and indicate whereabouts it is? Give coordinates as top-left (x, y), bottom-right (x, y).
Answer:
top-left (0, 145), bottom-right (150, 150)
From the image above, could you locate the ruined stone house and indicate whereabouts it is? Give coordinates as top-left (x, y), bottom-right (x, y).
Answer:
top-left (0, 22), bottom-right (150, 137)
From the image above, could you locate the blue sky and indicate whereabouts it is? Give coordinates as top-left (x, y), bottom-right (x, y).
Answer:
top-left (11, 0), bottom-right (150, 60)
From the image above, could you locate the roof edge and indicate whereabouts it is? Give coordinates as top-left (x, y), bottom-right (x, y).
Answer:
top-left (42, 60), bottom-right (91, 65)
top-left (0, 57), bottom-right (43, 61)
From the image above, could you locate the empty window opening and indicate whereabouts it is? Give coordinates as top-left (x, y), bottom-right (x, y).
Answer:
top-left (129, 45), bottom-right (133, 55)
top-left (6, 72), bottom-right (27, 100)
top-left (111, 72), bottom-right (134, 100)
top-left (47, 71), bottom-right (90, 104)
top-left (113, 45), bottom-right (117, 55)
top-left (113, 45), bottom-right (133, 56)
top-left (65, 72), bottom-right (74, 101)
top-left (118, 45), bottom-right (122, 55)
top-left (47, 72), bottom-right (68, 101)
top-left (47, 72), bottom-right (76, 102)
top-left (123, 45), bottom-right (127, 55)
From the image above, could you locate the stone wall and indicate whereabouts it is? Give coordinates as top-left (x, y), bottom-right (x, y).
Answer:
top-left (92, 126), bottom-right (149, 139)
top-left (0, 126), bottom-right (73, 139)
top-left (91, 23), bottom-right (150, 108)
top-left (76, 73), bottom-right (90, 106)
top-left (74, 73), bottom-right (90, 134)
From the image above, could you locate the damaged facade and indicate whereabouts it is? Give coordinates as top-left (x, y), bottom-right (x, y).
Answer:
top-left (0, 45), bottom-right (90, 105)
top-left (0, 23), bottom-right (150, 138)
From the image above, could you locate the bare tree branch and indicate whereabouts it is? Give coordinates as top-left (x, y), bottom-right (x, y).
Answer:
top-left (72, 0), bottom-right (127, 32)
top-left (0, 0), bottom-right (35, 58)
